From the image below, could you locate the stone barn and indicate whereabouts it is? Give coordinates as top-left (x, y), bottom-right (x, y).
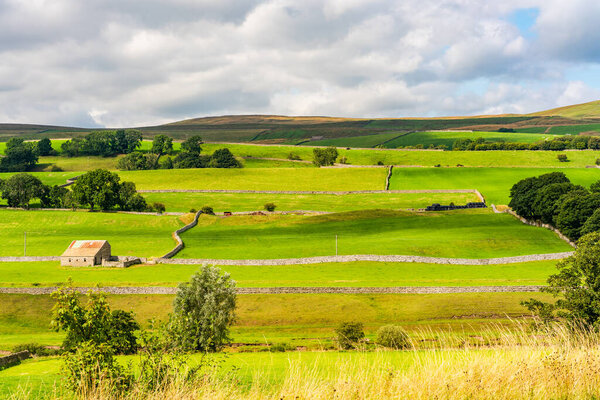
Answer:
top-left (61, 240), bottom-right (111, 267)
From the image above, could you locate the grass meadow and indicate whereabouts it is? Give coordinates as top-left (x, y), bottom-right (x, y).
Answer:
top-left (0, 171), bottom-right (78, 186)
top-left (0, 259), bottom-right (558, 288)
top-left (176, 209), bottom-right (572, 259)
top-left (118, 168), bottom-right (387, 191)
top-left (382, 130), bottom-right (558, 148)
top-left (0, 210), bottom-right (183, 257)
top-left (141, 191), bottom-right (479, 213)
top-left (389, 167), bottom-right (600, 204)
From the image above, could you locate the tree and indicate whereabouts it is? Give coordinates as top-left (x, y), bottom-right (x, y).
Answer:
top-left (169, 266), bottom-right (236, 352)
top-left (509, 172), bottom-right (570, 219)
top-left (151, 135), bottom-right (173, 155)
top-left (117, 181), bottom-right (147, 211)
top-left (173, 152), bottom-right (209, 169)
top-left (581, 209), bottom-right (600, 236)
top-left (313, 146), bottom-right (338, 167)
top-left (555, 192), bottom-right (600, 241)
top-left (181, 136), bottom-right (203, 154)
top-left (264, 202), bottom-right (276, 212)
top-left (1, 173), bottom-right (46, 208)
top-left (115, 130), bottom-right (142, 154)
top-left (375, 325), bottom-right (410, 349)
top-left (557, 154), bottom-right (569, 162)
top-left (36, 137), bottom-right (54, 156)
top-left (590, 180), bottom-right (600, 193)
top-left (117, 152), bottom-right (159, 171)
top-left (72, 169), bottom-right (121, 210)
top-left (0, 141), bottom-right (38, 172)
top-left (531, 182), bottom-right (582, 224)
top-left (523, 232), bottom-right (600, 329)
top-left (334, 322), bottom-right (365, 350)
top-left (40, 185), bottom-right (69, 208)
top-left (209, 148), bottom-right (241, 168)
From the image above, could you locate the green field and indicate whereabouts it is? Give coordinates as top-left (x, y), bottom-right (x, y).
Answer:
top-left (300, 132), bottom-right (404, 148)
top-left (142, 191), bottom-right (479, 213)
top-left (0, 210), bottom-right (183, 257)
top-left (119, 168), bottom-right (387, 191)
top-left (0, 171), bottom-right (78, 186)
top-left (176, 209), bottom-right (572, 259)
top-left (382, 131), bottom-right (558, 148)
top-left (389, 167), bottom-right (600, 204)
top-left (0, 259), bottom-right (557, 288)
top-left (547, 123), bottom-right (600, 135)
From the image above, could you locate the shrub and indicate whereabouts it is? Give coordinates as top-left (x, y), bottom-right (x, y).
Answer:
top-left (335, 322), bottom-right (365, 350)
top-left (189, 208), bottom-right (197, 213)
top-left (377, 161), bottom-right (384, 165)
top-left (12, 342), bottom-right (59, 357)
top-left (269, 342), bottom-right (293, 352)
top-left (264, 202), bottom-right (276, 212)
top-left (151, 202), bottom-right (166, 214)
top-left (49, 165), bottom-right (63, 172)
top-left (201, 206), bottom-right (214, 215)
top-left (434, 164), bottom-right (441, 167)
top-left (557, 154), bottom-right (569, 162)
top-left (313, 147), bottom-right (338, 166)
top-left (596, 158), bottom-right (600, 166)
top-left (375, 325), bottom-right (410, 349)
top-left (287, 152), bottom-right (301, 161)
top-left (338, 156), bottom-right (348, 164)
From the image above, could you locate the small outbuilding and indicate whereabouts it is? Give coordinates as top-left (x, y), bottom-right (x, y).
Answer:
top-left (61, 240), bottom-right (111, 267)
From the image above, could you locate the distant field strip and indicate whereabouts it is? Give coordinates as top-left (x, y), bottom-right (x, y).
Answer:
top-left (0, 286), bottom-right (545, 294)
top-left (138, 188), bottom-right (481, 195)
top-left (162, 252), bottom-right (573, 266)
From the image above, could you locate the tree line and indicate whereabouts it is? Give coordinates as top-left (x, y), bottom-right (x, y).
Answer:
top-left (0, 169), bottom-right (164, 212)
top-left (509, 172), bottom-right (600, 241)
top-left (453, 135), bottom-right (600, 151)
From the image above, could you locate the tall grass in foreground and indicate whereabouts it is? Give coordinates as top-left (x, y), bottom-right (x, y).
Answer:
top-left (10, 323), bottom-right (600, 399)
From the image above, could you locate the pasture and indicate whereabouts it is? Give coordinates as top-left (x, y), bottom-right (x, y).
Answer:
top-left (141, 191), bottom-right (480, 213)
top-left (382, 131), bottom-right (558, 148)
top-left (0, 210), bottom-right (182, 257)
top-left (0, 259), bottom-right (557, 288)
top-left (176, 209), bottom-right (572, 259)
top-left (118, 168), bottom-right (387, 191)
top-left (389, 167), bottom-right (600, 204)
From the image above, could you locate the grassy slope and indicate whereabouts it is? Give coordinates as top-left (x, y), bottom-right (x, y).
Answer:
top-left (176, 209), bottom-right (572, 259)
top-left (0, 171), bottom-right (79, 186)
top-left (389, 167), bottom-right (600, 204)
top-left (531, 100), bottom-right (600, 119)
top-left (142, 191), bottom-right (479, 213)
top-left (300, 132), bottom-right (403, 147)
top-left (118, 168), bottom-right (387, 191)
top-left (0, 260), bottom-right (557, 288)
top-left (0, 292), bottom-right (552, 350)
top-left (383, 131), bottom-right (558, 148)
top-left (0, 210), bottom-right (183, 257)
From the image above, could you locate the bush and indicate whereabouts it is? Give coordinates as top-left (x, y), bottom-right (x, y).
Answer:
top-left (264, 202), bottom-right (276, 212)
top-left (434, 164), bottom-right (441, 167)
top-left (313, 147), bottom-right (338, 167)
top-left (557, 154), bottom-right (569, 162)
top-left (12, 342), bottom-right (59, 357)
top-left (269, 342), bottom-right (293, 352)
top-left (375, 325), bottom-right (410, 349)
top-left (151, 202), bottom-right (166, 214)
top-left (201, 206), bottom-right (214, 215)
top-left (338, 156), bottom-right (348, 164)
top-left (596, 158), bottom-right (600, 166)
top-left (335, 322), bottom-right (365, 350)
top-left (189, 208), bottom-right (197, 213)
top-left (49, 165), bottom-right (63, 172)
top-left (287, 152), bottom-right (301, 161)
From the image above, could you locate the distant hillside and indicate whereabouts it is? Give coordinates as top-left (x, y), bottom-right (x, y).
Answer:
top-left (531, 100), bottom-right (600, 119)
top-left (1, 100), bottom-right (600, 144)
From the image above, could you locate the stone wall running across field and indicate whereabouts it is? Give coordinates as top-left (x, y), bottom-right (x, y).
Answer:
top-left (0, 351), bottom-right (30, 370)
top-left (161, 210), bottom-right (203, 259)
top-left (0, 256), bottom-right (60, 262)
top-left (505, 209), bottom-right (576, 248)
top-left (157, 252), bottom-right (573, 266)
top-left (0, 286), bottom-right (544, 295)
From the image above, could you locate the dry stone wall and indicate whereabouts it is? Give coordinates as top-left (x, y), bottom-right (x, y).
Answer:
top-left (0, 256), bottom-right (60, 262)
top-left (0, 351), bottom-right (30, 370)
top-left (161, 210), bottom-right (202, 258)
top-left (158, 252), bottom-right (573, 266)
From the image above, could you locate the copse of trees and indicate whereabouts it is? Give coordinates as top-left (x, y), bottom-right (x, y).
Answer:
top-left (116, 152), bottom-right (160, 170)
top-left (151, 134), bottom-right (173, 155)
top-left (61, 130), bottom-right (142, 157)
top-left (509, 172), bottom-right (600, 241)
top-left (313, 146), bottom-right (339, 166)
top-left (72, 169), bottom-right (148, 211)
top-left (0, 138), bottom-right (39, 172)
top-left (452, 135), bottom-right (600, 151)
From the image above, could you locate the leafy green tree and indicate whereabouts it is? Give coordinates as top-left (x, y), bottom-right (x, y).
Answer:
top-left (555, 192), bottom-right (600, 241)
top-left (72, 169), bottom-right (121, 210)
top-left (1, 173), bottom-right (46, 208)
top-left (264, 202), bottom-right (276, 212)
top-left (532, 182), bottom-right (582, 224)
top-left (375, 325), bottom-right (410, 349)
top-left (209, 148), bottom-right (241, 168)
top-left (523, 232), bottom-right (600, 328)
top-left (173, 152), bottom-right (209, 169)
top-left (181, 136), bottom-right (203, 154)
top-left (509, 172), bottom-right (570, 219)
top-left (40, 185), bottom-right (69, 208)
top-left (117, 181), bottom-right (147, 211)
top-left (0, 141), bottom-right (38, 171)
top-left (116, 152), bottom-right (159, 170)
top-left (115, 129), bottom-right (142, 154)
top-left (36, 137), bottom-right (54, 156)
top-left (581, 209), bottom-right (600, 236)
top-left (590, 180), bottom-right (600, 193)
top-left (312, 146), bottom-right (338, 167)
top-left (151, 135), bottom-right (173, 155)
top-left (160, 156), bottom-right (174, 169)
top-left (151, 202), bottom-right (166, 213)
top-left (169, 266), bottom-right (236, 352)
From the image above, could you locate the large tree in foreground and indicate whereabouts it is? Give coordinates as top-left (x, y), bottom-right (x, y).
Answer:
top-left (72, 169), bottom-right (122, 210)
top-left (169, 265), bottom-right (236, 352)
top-left (523, 232), bottom-right (600, 328)
top-left (1, 173), bottom-right (46, 208)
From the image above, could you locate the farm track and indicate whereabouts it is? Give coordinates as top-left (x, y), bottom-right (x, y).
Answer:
top-left (0, 286), bottom-right (545, 294)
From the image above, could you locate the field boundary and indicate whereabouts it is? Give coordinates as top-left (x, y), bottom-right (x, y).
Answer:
top-left (158, 252), bottom-right (573, 266)
top-left (0, 286), bottom-right (544, 294)
top-left (161, 210), bottom-right (203, 258)
top-left (138, 189), bottom-right (482, 195)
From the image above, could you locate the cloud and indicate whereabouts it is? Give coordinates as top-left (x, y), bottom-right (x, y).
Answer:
top-left (0, 0), bottom-right (598, 126)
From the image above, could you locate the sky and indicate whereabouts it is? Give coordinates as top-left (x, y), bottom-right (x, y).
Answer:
top-left (1, 0), bottom-right (600, 128)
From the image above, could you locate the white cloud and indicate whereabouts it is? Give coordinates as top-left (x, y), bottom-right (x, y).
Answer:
top-left (0, 0), bottom-right (598, 126)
